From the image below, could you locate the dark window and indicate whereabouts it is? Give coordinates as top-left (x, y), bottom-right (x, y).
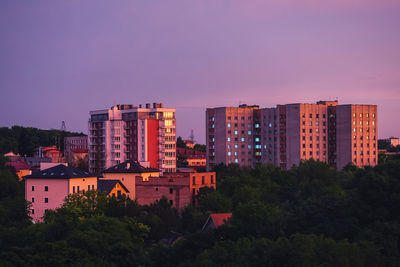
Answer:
top-left (32, 186), bottom-right (34, 191)
top-left (44, 186), bottom-right (48, 191)
top-left (169, 200), bottom-right (173, 205)
top-left (192, 188), bottom-right (195, 195)
top-left (32, 197), bottom-right (34, 203)
top-left (77, 186), bottom-right (80, 192)
top-left (73, 186), bottom-right (75, 193)
top-left (211, 175), bottom-right (214, 184)
top-left (44, 198), bottom-right (48, 203)
top-left (88, 185), bottom-right (90, 191)
top-left (156, 188), bottom-right (158, 191)
top-left (202, 176), bottom-right (205, 184)
top-left (92, 185), bottom-right (95, 190)
top-left (170, 188), bottom-right (173, 194)
top-left (32, 209), bottom-right (34, 214)
top-left (117, 190), bottom-right (122, 198)
top-left (192, 176), bottom-right (196, 185)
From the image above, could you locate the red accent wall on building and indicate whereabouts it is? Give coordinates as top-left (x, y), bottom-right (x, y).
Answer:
top-left (147, 119), bottom-right (159, 169)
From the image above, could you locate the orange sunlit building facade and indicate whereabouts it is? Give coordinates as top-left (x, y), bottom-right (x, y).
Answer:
top-left (207, 101), bottom-right (377, 170)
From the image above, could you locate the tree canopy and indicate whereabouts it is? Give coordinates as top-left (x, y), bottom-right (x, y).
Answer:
top-left (1, 158), bottom-right (400, 266)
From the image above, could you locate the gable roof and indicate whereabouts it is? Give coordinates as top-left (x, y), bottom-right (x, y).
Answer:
top-left (210, 213), bottom-right (232, 227)
top-left (103, 160), bottom-right (160, 174)
top-left (98, 179), bottom-right (129, 194)
top-left (6, 161), bottom-right (31, 171)
top-left (4, 151), bottom-right (18, 157)
top-left (24, 164), bottom-right (95, 179)
top-left (202, 213), bottom-right (232, 231)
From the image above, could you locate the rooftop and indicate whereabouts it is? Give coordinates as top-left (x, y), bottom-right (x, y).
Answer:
top-left (98, 179), bottom-right (129, 194)
top-left (6, 161), bottom-right (31, 171)
top-left (103, 160), bottom-right (160, 174)
top-left (24, 164), bottom-right (95, 179)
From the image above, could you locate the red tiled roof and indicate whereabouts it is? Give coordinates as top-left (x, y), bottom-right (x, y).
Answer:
top-left (6, 161), bottom-right (31, 171)
top-left (210, 213), bottom-right (232, 228)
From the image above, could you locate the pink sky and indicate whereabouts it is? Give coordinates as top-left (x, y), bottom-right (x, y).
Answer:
top-left (0, 1), bottom-right (399, 143)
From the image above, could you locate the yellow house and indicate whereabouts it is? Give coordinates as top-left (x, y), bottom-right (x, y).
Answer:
top-left (101, 161), bottom-right (160, 199)
top-left (97, 179), bottom-right (129, 198)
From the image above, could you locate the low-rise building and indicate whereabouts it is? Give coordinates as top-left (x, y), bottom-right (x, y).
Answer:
top-left (102, 160), bottom-right (161, 199)
top-left (64, 136), bottom-right (88, 163)
top-left (135, 170), bottom-right (216, 210)
top-left (24, 165), bottom-right (97, 222)
top-left (6, 161), bottom-right (31, 181)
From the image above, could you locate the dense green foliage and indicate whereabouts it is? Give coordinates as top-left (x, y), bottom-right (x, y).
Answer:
top-left (1, 158), bottom-right (400, 266)
top-left (0, 126), bottom-right (86, 156)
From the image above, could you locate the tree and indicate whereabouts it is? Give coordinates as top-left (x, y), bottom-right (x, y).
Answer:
top-left (176, 136), bottom-right (187, 149)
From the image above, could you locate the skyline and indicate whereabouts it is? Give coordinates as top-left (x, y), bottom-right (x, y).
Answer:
top-left (1, 1), bottom-right (400, 143)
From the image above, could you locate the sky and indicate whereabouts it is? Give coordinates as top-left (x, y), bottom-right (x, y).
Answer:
top-left (1, 0), bottom-right (399, 143)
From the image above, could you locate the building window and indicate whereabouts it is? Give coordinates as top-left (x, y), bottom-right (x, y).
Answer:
top-left (44, 186), bottom-right (48, 191)
top-left (32, 209), bottom-right (34, 215)
top-left (241, 137), bottom-right (245, 142)
top-left (156, 188), bottom-right (158, 191)
top-left (32, 186), bottom-right (34, 191)
top-left (170, 188), bottom-right (173, 194)
top-left (32, 197), bottom-right (34, 203)
top-left (228, 152), bottom-right (231, 156)
top-left (227, 123), bottom-right (231, 127)
top-left (211, 175), bottom-right (214, 184)
top-left (202, 176), bottom-right (205, 184)
top-left (92, 185), bottom-right (95, 190)
top-left (235, 158), bottom-right (238, 163)
top-left (234, 130), bottom-right (238, 135)
top-left (169, 200), bottom-right (173, 206)
top-left (227, 137), bottom-right (231, 142)
top-left (192, 176), bottom-right (196, 185)
top-left (44, 198), bottom-right (48, 203)
top-left (77, 186), bottom-right (80, 192)
top-left (73, 186), bottom-right (75, 193)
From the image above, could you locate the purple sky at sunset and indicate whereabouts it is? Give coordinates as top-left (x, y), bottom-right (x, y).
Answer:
top-left (1, 0), bottom-right (399, 143)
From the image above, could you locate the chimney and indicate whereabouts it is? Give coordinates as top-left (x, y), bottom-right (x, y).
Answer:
top-left (146, 103), bottom-right (150, 108)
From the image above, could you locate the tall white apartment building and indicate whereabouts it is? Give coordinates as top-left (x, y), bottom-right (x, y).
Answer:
top-left (89, 103), bottom-right (176, 174)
